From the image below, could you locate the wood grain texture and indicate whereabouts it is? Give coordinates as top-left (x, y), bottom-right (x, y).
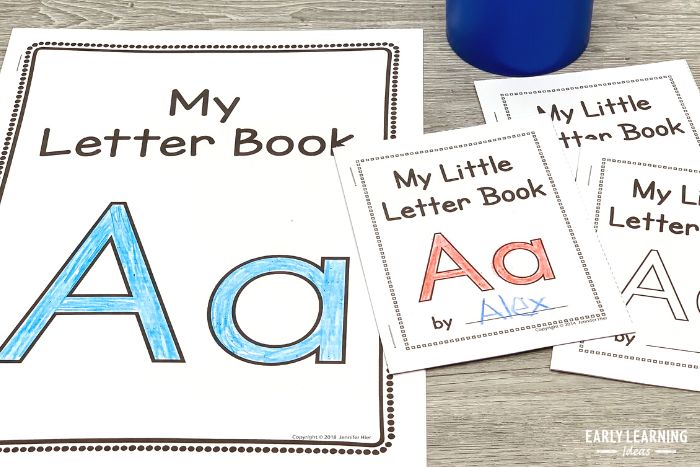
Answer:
top-left (1, 0), bottom-right (699, 465)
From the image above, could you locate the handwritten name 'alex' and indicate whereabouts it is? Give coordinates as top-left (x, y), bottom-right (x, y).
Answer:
top-left (381, 156), bottom-right (547, 221)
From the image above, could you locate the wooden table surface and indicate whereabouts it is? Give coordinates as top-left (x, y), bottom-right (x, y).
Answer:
top-left (1, 1), bottom-right (699, 465)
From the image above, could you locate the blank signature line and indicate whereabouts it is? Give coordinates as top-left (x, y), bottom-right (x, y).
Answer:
top-left (646, 344), bottom-right (700, 355)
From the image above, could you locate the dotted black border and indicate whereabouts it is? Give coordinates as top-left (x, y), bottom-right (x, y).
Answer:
top-left (0, 39), bottom-right (403, 456)
top-left (355, 131), bottom-right (607, 351)
top-left (499, 75), bottom-right (700, 148)
top-left (579, 157), bottom-right (700, 370)
top-left (0, 377), bottom-right (399, 458)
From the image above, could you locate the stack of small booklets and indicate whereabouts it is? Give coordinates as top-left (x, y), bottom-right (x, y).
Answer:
top-left (0, 28), bottom-right (697, 466)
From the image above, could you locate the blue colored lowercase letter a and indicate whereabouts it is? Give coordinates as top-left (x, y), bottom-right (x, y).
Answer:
top-left (208, 256), bottom-right (348, 365)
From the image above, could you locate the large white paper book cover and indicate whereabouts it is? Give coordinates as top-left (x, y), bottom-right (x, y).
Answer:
top-left (0, 28), bottom-right (426, 466)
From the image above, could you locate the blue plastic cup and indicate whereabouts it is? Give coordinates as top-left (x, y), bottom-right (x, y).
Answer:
top-left (447, 0), bottom-right (594, 76)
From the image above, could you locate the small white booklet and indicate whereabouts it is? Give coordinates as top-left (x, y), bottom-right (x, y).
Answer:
top-left (475, 60), bottom-right (700, 390)
top-left (336, 119), bottom-right (633, 374)
top-left (551, 155), bottom-right (700, 391)
top-left (476, 60), bottom-right (700, 182)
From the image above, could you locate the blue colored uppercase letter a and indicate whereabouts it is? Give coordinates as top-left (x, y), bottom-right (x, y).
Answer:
top-left (0, 202), bottom-right (183, 362)
top-left (208, 256), bottom-right (348, 365)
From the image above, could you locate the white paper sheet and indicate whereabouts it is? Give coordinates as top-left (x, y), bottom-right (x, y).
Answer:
top-left (551, 156), bottom-right (700, 391)
top-left (475, 61), bottom-right (700, 182)
top-left (475, 60), bottom-right (700, 390)
top-left (0, 28), bottom-right (425, 466)
top-left (335, 119), bottom-right (633, 374)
